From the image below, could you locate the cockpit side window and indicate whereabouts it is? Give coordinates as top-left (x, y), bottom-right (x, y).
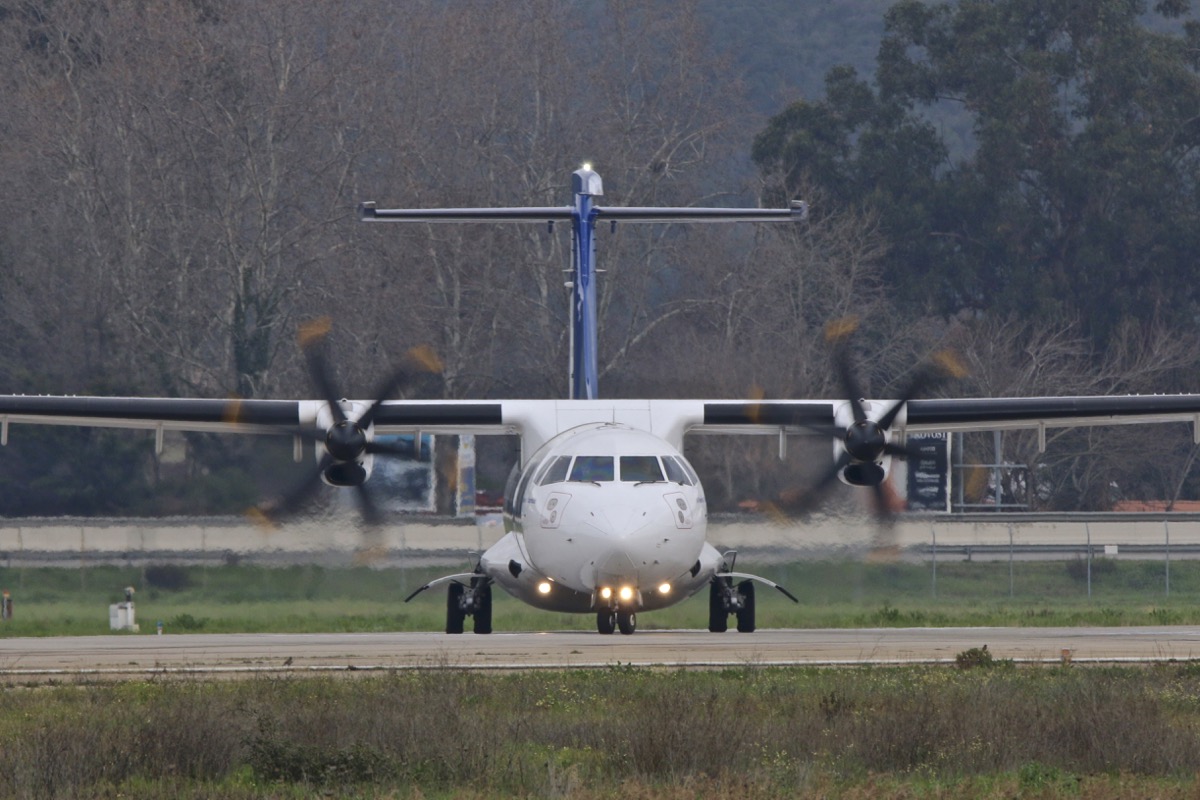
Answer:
top-left (661, 455), bottom-right (692, 485)
top-left (532, 458), bottom-right (554, 484)
top-left (620, 455), bottom-right (664, 482)
top-left (538, 455), bottom-right (572, 485)
top-left (569, 455), bottom-right (614, 482)
top-left (679, 456), bottom-right (701, 485)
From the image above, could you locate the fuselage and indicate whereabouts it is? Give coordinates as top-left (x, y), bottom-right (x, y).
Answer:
top-left (482, 423), bottom-right (722, 613)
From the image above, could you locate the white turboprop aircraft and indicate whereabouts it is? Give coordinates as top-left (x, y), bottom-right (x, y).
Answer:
top-left (4, 166), bottom-right (1200, 636)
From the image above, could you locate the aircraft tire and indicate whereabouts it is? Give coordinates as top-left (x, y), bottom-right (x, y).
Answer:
top-left (597, 610), bottom-right (617, 635)
top-left (735, 580), bottom-right (756, 633)
top-left (617, 611), bottom-right (636, 635)
top-left (472, 583), bottom-right (493, 634)
top-left (707, 579), bottom-right (728, 633)
top-left (446, 583), bottom-right (466, 634)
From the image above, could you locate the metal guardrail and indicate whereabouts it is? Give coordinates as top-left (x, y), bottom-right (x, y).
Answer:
top-left (928, 543), bottom-right (1200, 558)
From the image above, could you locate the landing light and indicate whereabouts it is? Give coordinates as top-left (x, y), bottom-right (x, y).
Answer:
top-left (582, 161), bottom-right (593, 171)
top-left (618, 586), bottom-right (634, 602)
top-left (599, 587), bottom-right (613, 600)
top-left (658, 583), bottom-right (671, 595)
top-left (537, 581), bottom-right (552, 595)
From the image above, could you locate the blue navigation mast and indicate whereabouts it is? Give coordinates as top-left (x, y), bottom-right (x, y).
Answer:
top-left (360, 167), bottom-right (806, 400)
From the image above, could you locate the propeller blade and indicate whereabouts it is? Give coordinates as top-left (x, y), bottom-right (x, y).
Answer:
top-left (869, 481), bottom-right (900, 523)
top-left (877, 370), bottom-right (936, 430)
top-left (834, 348), bottom-right (868, 425)
top-left (825, 317), bottom-right (867, 424)
top-left (778, 451), bottom-right (852, 515)
top-left (356, 346), bottom-right (443, 430)
top-left (364, 438), bottom-right (419, 458)
top-left (883, 441), bottom-right (922, 460)
top-left (354, 483), bottom-right (383, 528)
top-left (249, 454), bottom-right (333, 525)
top-left (878, 350), bottom-right (966, 431)
top-left (302, 346), bottom-right (347, 425)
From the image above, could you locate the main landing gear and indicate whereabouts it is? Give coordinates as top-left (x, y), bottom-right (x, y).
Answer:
top-left (446, 576), bottom-right (492, 634)
top-left (596, 608), bottom-right (636, 635)
top-left (709, 576), bottom-right (756, 633)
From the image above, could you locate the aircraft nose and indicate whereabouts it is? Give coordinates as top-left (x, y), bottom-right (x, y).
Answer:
top-left (586, 507), bottom-right (682, 586)
top-left (594, 548), bottom-right (637, 587)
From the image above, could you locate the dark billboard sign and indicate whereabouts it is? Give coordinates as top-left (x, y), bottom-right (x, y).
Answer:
top-left (906, 433), bottom-right (950, 512)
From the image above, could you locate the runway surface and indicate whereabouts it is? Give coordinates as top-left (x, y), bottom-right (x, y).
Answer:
top-left (4, 626), bottom-right (1200, 679)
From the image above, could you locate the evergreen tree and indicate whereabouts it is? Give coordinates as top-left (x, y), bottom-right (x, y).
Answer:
top-left (754, 0), bottom-right (1200, 344)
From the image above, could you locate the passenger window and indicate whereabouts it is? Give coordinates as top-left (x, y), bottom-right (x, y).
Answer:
top-left (620, 455), bottom-right (664, 482)
top-left (662, 456), bottom-right (691, 485)
top-left (538, 455), bottom-right (572, 485)
top-left (569, 456), bottom-right (614, 482)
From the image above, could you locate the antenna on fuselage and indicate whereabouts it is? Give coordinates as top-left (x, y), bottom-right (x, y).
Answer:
top-left (360, 167), bottom-right (807, 400)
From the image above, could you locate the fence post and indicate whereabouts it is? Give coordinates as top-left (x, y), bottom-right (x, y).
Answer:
top-left (931, 526), bottom-right (937, 599)
top-left (1008, 523), bottom-right (1014, 598)
top-left (1085, 521), bottom-right (1092, 600)
top-left (1165, 519), bottom-right (1171, 598)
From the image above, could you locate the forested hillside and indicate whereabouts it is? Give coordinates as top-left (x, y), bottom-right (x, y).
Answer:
top-left (698, 0), bottom-right (894, 110)
top-left (0, 0), bottom-right (1197, 516)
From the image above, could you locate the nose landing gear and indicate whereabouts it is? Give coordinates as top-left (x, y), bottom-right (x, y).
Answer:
top-left (596, 608), bottom-right (637, 635)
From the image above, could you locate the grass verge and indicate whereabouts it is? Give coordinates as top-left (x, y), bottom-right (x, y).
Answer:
top-left (3, 558), bottom-right (1200, 635)
top-left (4, 664), bottom-right (1200, 798)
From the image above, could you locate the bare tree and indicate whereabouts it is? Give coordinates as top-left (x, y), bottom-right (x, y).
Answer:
top-left (949, 314), bottom-right (1200, 510)
top-left (0, 0), bottom-right (389, 398)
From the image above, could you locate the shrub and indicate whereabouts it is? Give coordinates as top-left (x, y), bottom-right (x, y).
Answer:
top-left (955, 645), bottom-right (993, 669)
top-left (169, 612), bottom-right (207, 631)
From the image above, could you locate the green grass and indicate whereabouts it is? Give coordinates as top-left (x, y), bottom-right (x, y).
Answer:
top-left (6, 665), bottom-right (1200, 797)
top-left (0, 557), bottom-right (1198, 636)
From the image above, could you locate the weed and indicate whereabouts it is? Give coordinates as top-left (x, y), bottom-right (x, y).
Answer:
top-left (248, 736), bottom-right (394, 786)
top-left (875, 603), bottom-right (902, 624)
top-left (2, 669), bottom-right (1200, 797)
top-left (955, 646), bottom-right (994, 669)
top-left (1018, 760), bottom-right (1079, 792)
top-left (169, 612), bottom-right (208, 631)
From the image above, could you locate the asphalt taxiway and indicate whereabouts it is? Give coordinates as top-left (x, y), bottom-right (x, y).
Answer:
top-left (3, 626), bottom-right (1200, 679)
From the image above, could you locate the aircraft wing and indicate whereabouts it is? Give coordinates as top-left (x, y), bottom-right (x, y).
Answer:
top-left (903, 395), bottom-right (1200, 436)
top-left (0, 396), bottom-right (298, 437)
top-left (691, 393), bottom-right (1200, 455)
top-left (695, 395), bottom-right (1200, 443)
top-left (0, 396), bottom-right (517, 442)
top-left (3, 394), bottom-right (1199, 439)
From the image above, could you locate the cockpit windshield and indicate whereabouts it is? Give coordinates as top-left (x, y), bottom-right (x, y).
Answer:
top-left (569, 455), bottom-right (614, 482)
top-left (620, 455), bottom-right (664, 482)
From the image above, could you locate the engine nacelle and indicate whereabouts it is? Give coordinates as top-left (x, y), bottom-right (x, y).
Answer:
top-left (841, 462), bottom-right (887, 486)
top-left (831, 399), bottom-right (893, 487)
top-left (314, 400), bottom-right (375, 487)
top-left (324, 460), bottom-right (371, 487)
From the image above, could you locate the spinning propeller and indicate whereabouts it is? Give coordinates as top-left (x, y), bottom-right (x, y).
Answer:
top-left (778, 317), bottom-right (965, 534)
top-left (251, 318), bottom-right (442, 534)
